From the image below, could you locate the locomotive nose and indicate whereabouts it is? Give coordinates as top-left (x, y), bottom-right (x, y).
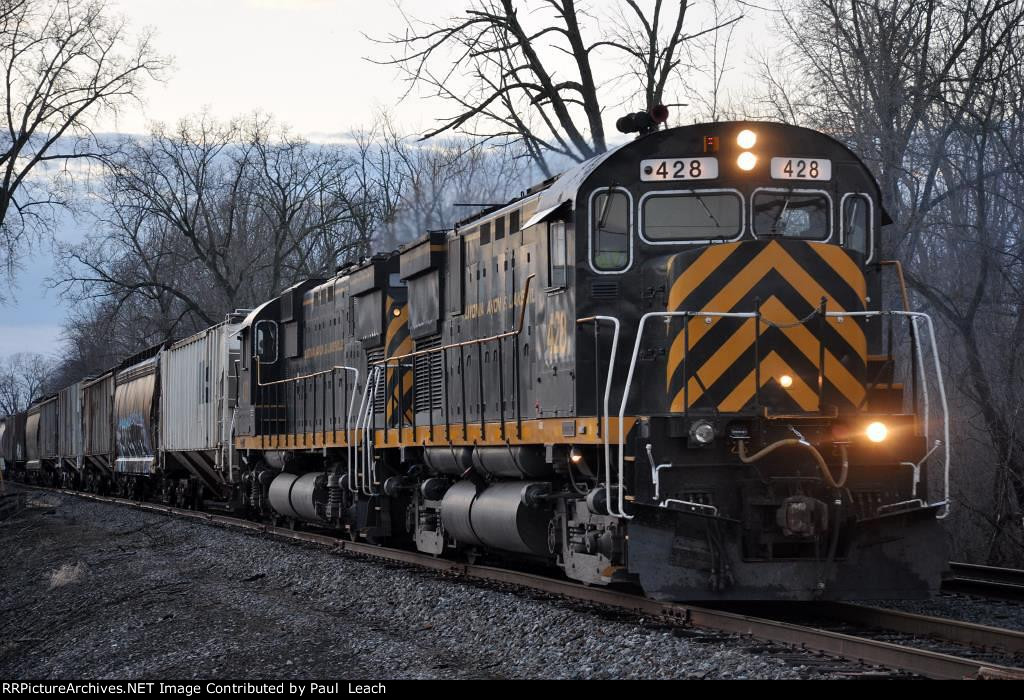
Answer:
top-left (664, 239), bottom-right (867, 415)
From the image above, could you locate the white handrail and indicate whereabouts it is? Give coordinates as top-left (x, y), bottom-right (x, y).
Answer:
top-left (331, 366), bottom-right (360, 493)
top-left (348, 370), bottom-right (370, 494)
top-left (827, 310), bottom-right (950, 518)
top-left (615, 309), bottom-right (951, 520)
top-left (348, 365), bottom-right (379, 495)
top-left (577, 316), bottom-right (623, 517)
top-left (618, 311), bottom-right (759, 520)
top-left (356, 366), bottom-right (383, 497)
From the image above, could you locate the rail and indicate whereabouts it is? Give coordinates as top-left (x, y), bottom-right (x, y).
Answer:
top-left (945, 562), bottom-right (1024, 600)
top-left (19, 483), bottom-right (1024, 680)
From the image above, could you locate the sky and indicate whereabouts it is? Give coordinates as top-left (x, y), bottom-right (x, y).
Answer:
top-left (1, 0), bottom-right (772, 358)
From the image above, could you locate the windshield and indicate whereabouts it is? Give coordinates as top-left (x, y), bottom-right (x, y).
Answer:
top-left (642, 191), bottom-right (742, 241)
top-left (753, 190), bottom-right (830, 239)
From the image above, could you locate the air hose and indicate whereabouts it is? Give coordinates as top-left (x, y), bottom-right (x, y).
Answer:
top-left (736, 438), bottom-right (849, 489)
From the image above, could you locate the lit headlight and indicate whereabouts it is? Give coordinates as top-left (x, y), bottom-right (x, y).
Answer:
top-left (690, 420), bottom-right (715, 445)
top-left (736, 129), bottom-right (757, 149)
top-left (779, 374), bottom-right (793, 388)
top-left (865, 421), bottom-right (888, 443)
top-left (737, 151), bottom-right (757, 170)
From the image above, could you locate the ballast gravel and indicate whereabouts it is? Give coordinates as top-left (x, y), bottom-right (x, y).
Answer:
top-left (0, 486), bottom-right (856, 680)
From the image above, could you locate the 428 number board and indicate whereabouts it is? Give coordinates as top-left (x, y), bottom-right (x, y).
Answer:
top-left (640, 157), bottom-right (719, 181)
top-left (770, 157), bottom-right (832, 180)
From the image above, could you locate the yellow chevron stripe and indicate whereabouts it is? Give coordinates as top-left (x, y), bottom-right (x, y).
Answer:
top-left (670, 296), bottom-right (866, 411)
top-left (718, 351), bottom-right (818, 412)
top-left (669, 316), bottom-right (754, 410)
top-left (386, 304), bottom-right (405, 346)
top-left (666, 241), bottom-right (866, 381)
top-left (810, 243), bottom-right (867, 300)
top-left (667, 244), bottom-right (740, 311)
top-left (757, 296), bottom-right (865, 406)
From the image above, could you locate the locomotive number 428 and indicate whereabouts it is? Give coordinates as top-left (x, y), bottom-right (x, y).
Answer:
top-left (640, 157), bottom-right (719, 181)
top-left (770, 157), bottom-right (832, 181)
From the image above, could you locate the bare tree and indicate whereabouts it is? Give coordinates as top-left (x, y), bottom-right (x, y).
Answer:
top-left (376, 114), bottom-right (535, 248)
top-left (0, 0), bottom-right (166, 297)
top-left (53, 114), bottom-right (413, 357)
top-left (373, 0), bottom-right (740, 176)
top-left (770, 0), bottom-right (1024, 563)
top-left (0, 351), bottom-right (55, 413)
top-left (54, 115), bottom-right (367, 338)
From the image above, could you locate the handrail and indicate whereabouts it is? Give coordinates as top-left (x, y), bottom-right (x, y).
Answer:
top-left (826, 310), bottom-right (950, 519)
top-left (376, 274), bottom-right (536, 366)
top-left (351, 366), bottom-right (382, 496)
top-left (880, 260), bottom-right (911, 312)
top-left (617, 311), bottom-right (759, 520)
top-left (577, 315), bottom-right (622, 517)
top-left (617, 309), bottom-right (950, 521)
top-left (375, 273), bottom-right (536, 440)
top-left (348, 370), bottom-right (371, 493)
top-left (254, 362), bottom-right (360, 455)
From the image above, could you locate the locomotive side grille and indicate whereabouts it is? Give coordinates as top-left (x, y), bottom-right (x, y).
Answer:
top-left (590, 281), bottom-right (619, 300)
top-left (413, 334), bottom-right (444, 413)
top-left (366, 348), bottom-right (386, 414)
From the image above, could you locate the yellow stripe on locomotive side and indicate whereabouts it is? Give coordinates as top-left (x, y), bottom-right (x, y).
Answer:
top-left (234, 417), bottom-right (638, 450)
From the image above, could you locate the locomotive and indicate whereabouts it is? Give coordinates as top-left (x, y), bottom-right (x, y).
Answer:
top-left (2, 119), bottom-right (951, 601)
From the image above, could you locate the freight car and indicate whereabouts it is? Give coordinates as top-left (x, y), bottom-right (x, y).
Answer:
top-left (10, 118), bottom-right (951, 601)
top-left (0, 411), bottom-right (26, 479)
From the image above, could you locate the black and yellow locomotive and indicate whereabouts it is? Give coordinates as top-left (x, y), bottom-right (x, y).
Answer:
top-left (231, 120), bottom-right (949, 600)
top-left (4, 119), bottom-right (949, 601)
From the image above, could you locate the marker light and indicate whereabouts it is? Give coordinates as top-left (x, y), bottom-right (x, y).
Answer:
top-left (736, 129), bottom-right (757, 149)
top-left (865, 421), bottom-right (888, 443)
top-left (737, 151), bottom-right (757, 171)
top-left (779, 374), bottom-right (793, 388)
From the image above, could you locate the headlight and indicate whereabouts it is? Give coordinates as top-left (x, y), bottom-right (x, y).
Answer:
top-left (690, 420), bottom-right (715, 445)
top-left (737, 151), bottom-right (757, 170)
top-left (779, 374), bottom-right (793, 388)
top-left (569, 446), bottom-right (584, 464)
top-left (736, 129), bottom-right (757, 148)
top-left (865, 421), bottom-right (888, 443)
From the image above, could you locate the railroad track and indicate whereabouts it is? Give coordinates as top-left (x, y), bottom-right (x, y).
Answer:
top-left (13, 484), bottom-right (1024, 680)
top-left (945, 562), bottom-right (1024, 601)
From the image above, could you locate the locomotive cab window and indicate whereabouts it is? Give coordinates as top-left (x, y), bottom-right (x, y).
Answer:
top-left (641, 190), bottom-right (742, 243)
top-left (589, 188), bottom-right (631, 272)
top-left (842, 194), bottom-right (872, 260)
top-left (254, 320), bottom-right (278, 364)
top-left (548, 221), bottom-right (568, 288)
top-left (753, 189), bottom-right (831, 240)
